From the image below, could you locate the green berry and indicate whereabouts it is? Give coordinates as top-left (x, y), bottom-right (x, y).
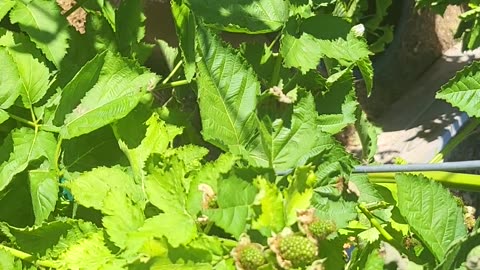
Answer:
top-left (309, 220), bottom-right (336, 239)
top-left (279, 235), bottom-right (317, 268)
top-left (238, 245), bottom-right (265, 270)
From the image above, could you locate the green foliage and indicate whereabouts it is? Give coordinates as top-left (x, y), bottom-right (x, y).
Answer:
top-left (0, 0), bottom-right (478, 269)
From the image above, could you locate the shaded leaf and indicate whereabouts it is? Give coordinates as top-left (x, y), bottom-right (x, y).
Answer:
top-left (10, 0), bottom-right (70, 67)
top-left (29, 170), bottom-right (58, 225)
top-left (0, 128), bottom-right (56, 192)
top-left (188, 0), bottom-right (288, 33)
top-left (171, 0), bottom-right (195, 82)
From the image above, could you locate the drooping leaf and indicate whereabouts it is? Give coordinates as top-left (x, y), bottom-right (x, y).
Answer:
top-left (195, 25), bottom-right (260, 150)
top-left (58, 51), bottom-right (159, 139)
top-left (29, 170), bottom-right (58, 225)
top-left (252, 176), bottom-right (285, 236)
top-left (354, 108), bottom-right (380, 161)
top-left (284, 166), bottom-right (314, 226)
top-left (187, 0), bottom-right (288, 33)
top-left (171, 0), bottom-right (195, 82)
top-left (0, 128), bottom-right (56, 192)
top-left (396, 173), bottom-right (467, 261)
top-left (204, 176), bottom-right (257, 239)
top-left (436, 61), bottom-right (480, 118)
top-left (10, 0), bottom-right (70, 67)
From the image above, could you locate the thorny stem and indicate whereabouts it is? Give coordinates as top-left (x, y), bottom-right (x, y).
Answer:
top-left (162, 60), bottom-right (184, 84)
top-left (0, 244), bottom-right (58, 268)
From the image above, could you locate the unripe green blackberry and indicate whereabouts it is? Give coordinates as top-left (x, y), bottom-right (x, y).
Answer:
top-left (309, 220), bottom-right (336, 239)
top-left (279, 235), bottom-right (317, 268)
top-left (238, 245), bottom-right (265, 270)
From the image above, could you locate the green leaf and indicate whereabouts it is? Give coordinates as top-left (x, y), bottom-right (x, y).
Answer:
top-left (436, 62), bottom-right (480, 118)
top-left (396, 173), bottom-right (467, 261)
top-left (62, 126), bottom-right (126, 172)
top-left (195, 25), bottom-right (260, 150)
top-left (284, 166), bottom-right (314, 226)
top-left (354, 108), bottom-right (380, 161)
top-left (0, 48), bottom-right (21, 109)
top-left (280, 18), bottom-right (323, 74)
top-left (115, 0), bottom-right (144, 52)
top-left (317, 32), bottom-right (371, 67)
top-left (102, 189), bottom-right (145, 249)
top-left (357, 58), bottom-right (373, 95)
top-left (29, 170), bottom-right (58, 225)
top-left (0, 248), bottom-right (22, 270)
top-left (57, 231), bottom-right (126, 269)
top-left (59, 52), bottom-right (159, 139)
top-left (171, 0), bottom-right (195, 82)
top-left (247, 91), bottom-right (323, 171)
top-left (54, 51), bottom-right (107, 126)
top-left (0, 45), bottom-right (50, 109)
top-left (186, 153), bottom-right (238, 216)
top-left (137, 213), bottom-right (197, 248)
top-left (317, 72), bottom-right (358, 134)
top-left (10, 0), bottom-right (70, 67)
top-left (0, 0), bottom-right (14, 21)
top-left (65, 167), bottom-right (142, 210)
top-left (311, 194), bottom-right (357, 229)
top-left (146, 161), bottom-right (188, 214)
top-left (252, 177), bottom-right (285, 235)
top-left (437, 228), bottom-right (480, 270)
top-left (116, 113), bottom-right (183, 179)
top-left (187, 0), bottom-right (288, 33)
top-left (0, 219), bottom-right (98, 257)
top-left (0, 128), bottom-right (56, 192)
top-left (204, 176), bottom-right (257, 239)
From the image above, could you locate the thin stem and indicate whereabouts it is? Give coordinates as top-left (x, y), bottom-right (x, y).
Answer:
top-left (269, 53), bottom-right (282, 87)
top-left (54, 137), bottom-right (63, 175)
top-left (7, 113), bottom-right (36, 127)
top-left (430, 117), bottom-right (480, 163)
top-left (0, 244), bottom-right (58, 268)
top-left (155, 79), bottom-right (191, 90)
top-left (358, 203), bottom-right (394, 242)
top-left (283, 71), bottom-right (301, 91)
top-left (267, 31), bottom-right (282, 51)
top-left (162, 60), bottom-right (184, 84)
